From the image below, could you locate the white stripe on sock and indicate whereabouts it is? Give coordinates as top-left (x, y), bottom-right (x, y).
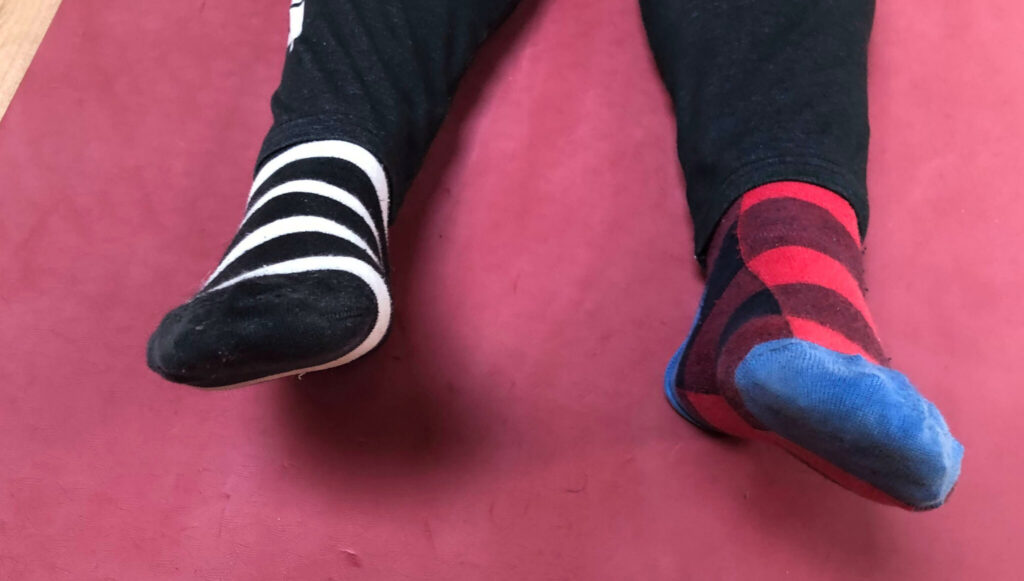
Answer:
top-left (249, 140), bottom-right (390, 234)
top-left (243, 179), bottom-right (383, 254)
top-left (205, 216), bottom-right (380, 287)
top-left (205, 256), bottom-right (392, 366)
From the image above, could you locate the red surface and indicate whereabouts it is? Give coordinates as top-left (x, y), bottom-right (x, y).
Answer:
top-left (1, 0), bottom-right (1022, 579)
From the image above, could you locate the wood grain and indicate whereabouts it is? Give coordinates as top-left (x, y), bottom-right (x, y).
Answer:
top-left (0, 0), bottom-right (62, 121)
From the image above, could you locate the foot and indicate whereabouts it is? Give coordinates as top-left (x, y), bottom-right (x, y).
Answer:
top-left (148, 141), bottom-right (393, 388)
top-left (665, 182), bottom-right (963, 510)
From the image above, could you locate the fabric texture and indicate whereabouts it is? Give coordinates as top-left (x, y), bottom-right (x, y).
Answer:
top-left (260, 0), bottom-right (523, 214)
top-left (148, 0), bottom-right (962, 505)
top-left (148, 141), bottom-right (393, 387)
top-left (640, 0), bottom-right (875, 263)
top-left (667, 182), bottom-right (963, 509)
top-left (150, 0), bottom-right (881, 386)
top-left (147, 0), bottom-right (521, 387)
top-left (6, 0), bottom-right (1016, 572)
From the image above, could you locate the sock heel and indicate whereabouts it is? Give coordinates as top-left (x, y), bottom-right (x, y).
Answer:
top-left (664, 341), bottom-right (726, 435)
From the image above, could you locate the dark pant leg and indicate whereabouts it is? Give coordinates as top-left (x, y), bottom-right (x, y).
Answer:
top-left (259, 0), bottom-right (522, 220)
top-left (639, 0), bottom-right (875, 264)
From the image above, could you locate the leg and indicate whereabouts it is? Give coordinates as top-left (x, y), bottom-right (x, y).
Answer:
top-left (148, 0), bottom-right (520, 388)
top-left (642, 0), bottom-right (963, 509)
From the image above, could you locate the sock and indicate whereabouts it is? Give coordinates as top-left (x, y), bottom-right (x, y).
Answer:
top-left (665, 181), bottom-right (963, 510)
top-left (148, 140), bottom-right (393, 388)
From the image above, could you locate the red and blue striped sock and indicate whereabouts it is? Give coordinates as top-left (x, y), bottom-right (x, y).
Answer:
top-left (666, 182), bottom-right (963, 510)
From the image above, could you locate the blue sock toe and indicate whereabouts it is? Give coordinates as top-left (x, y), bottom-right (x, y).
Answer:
top-left (735, 339), bottom-right (964, 509)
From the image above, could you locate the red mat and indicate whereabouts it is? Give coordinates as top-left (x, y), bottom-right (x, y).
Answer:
top-left (1, 0), bottom-right (1022, 578)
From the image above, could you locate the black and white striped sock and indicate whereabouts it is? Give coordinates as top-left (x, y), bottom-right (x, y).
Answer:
top-left (148, 140), bottom-right (393, 388)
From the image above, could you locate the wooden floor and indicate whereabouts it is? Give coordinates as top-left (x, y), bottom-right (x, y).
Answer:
top-left (0, 0), bottom-right (62, 121)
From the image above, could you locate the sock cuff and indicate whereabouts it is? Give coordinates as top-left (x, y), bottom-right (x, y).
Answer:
top-left (740, 182), bottom-right (861, 247)
top-left (690, 158), bottom-right (869, 266)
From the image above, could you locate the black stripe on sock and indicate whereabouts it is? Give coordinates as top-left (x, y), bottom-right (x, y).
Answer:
top-left (231, 192), bottom-right (384, 264)
top-left (698, 221), bottom-right (745, 322)
top-left (718, 289), bottom-right (785, 351)
top-left (249, 157), bottom-right (386, 238)
top-left (204, 233), bottom-right (383, 291)
top-left (677, 221), bottom-right (744, 379)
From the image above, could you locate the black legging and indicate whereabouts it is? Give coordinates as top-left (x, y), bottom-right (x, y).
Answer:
top-left (261, 0), bottom-right (874, 263)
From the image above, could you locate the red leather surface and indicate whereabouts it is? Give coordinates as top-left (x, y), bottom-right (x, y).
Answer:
top-left (1, 0), bottom-right (1021, 578)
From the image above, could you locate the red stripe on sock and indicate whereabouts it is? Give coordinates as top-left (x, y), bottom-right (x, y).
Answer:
top-left (786, 317), bottom-right (879, 364)
top-left (746, 245), bottom-right (878, 334)
top-left (686, 392), bottom-right (759, 438)
top-left (739, 182), bottom-right (860, 244)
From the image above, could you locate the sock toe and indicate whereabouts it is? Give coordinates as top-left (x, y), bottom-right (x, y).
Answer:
top-left (147, 271), bottom-right (379, 388)
top-left (735, 339), bottom-right (964, 510)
